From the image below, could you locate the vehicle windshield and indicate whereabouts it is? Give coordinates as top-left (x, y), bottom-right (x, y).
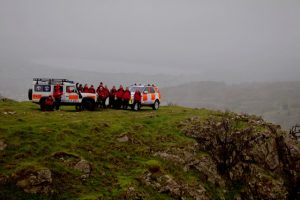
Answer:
top-left (129, 86), bottom-right (144, 92)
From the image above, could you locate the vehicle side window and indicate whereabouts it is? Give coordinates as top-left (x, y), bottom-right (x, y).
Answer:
top-left (143, 87), bottom-right (151, 93)
top-left (43, 85), bottom-right (51, 92)
top-left (149, 87), bottom-right (155, 93)
top-left (140, 87), bottom-right (145, 93)
top-left (34, 85), bottom-right (51, 92)
top-left (54, 86), bottom-right (63, 92)
top-left (142, 87), bottom-right (148, 93)
top-left (34, 85), bottom-right (43, 92)
top-left (66, 86), bottom-right (75, 93)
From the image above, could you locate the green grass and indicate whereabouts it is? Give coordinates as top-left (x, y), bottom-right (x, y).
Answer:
top-left (0, 101), bottom-right (232, 199)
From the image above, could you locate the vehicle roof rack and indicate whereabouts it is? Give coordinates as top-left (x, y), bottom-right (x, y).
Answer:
top-left (33, 78), bottom-right (74, 85)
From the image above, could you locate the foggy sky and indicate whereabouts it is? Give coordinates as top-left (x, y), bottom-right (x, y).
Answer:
top-left (1, 0), bottom-right (300, 82)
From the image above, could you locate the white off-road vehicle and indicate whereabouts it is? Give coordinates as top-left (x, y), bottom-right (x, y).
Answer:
top-left (28, 78), bottom-right (97, 111)
top-left (128, 84), bottom-right (161, 110)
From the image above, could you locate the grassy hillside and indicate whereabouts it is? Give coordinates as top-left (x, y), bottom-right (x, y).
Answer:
top-left (0, 101), bottom-right (299, 200)
top-left (0, 101), bottom-right (215, 199)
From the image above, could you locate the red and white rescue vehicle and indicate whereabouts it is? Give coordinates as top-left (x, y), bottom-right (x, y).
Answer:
top-left (28, 78), bottom-right (97, 111)
top-left (128, 84), bottom-right (161, 110)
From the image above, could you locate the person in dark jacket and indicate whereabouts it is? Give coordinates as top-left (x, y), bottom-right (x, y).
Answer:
top-left (89, 85), bottom-right (95, 93)
top-left (53, 84), bottom-right (63, 110)
top-left (122, 87), bottom-right (131, 109)
top-left (109, 86), bottom-right (117, 108)
top-left (133, 89), bottom-right (142, 111)
top-left (78, 84), bottom-right (83, 92)
top-left (116, 85), bottom-right (124, 109)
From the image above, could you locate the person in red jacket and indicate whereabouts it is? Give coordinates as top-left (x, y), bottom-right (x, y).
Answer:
top-left (97, 86), bottom-right (107, 108)
top-left (44, 95), bottom-right (54, 111)
top-left (89, 85), bottom-right (95, 93)
top-left (83, 84), bottom-right (89, 93)
top-left (103, 85), bottom-right (110, 108)
top-left (122, 87), bottom-right (131, 109)
top-left (53, 84), bottom-right (63, 110)
top-left (116, 85), bottom-right (124, 109)
top-left (133, 89), bottom-right (142, 111)
top-left (109, 86), bottom-right (117, 108)
top-left (96, 82), bottom-right (103, 95)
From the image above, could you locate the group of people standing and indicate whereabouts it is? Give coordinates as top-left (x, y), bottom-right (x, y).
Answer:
top-left (76, 82), bottom-right (142, 110)
top-left (42, 82), bottom-right (142, 111)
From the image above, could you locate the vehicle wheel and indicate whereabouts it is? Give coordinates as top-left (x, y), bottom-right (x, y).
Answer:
top-left (82, 98), bottom-right (95, 111)
top-left (28, 89), bottom-right (32, 100)
top-left (152, 100), bottom-right (160, 110)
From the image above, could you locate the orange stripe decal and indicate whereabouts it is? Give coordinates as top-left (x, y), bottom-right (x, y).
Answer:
top-left (151, 94), bottom-right (155, 100)
top-left (69, 95), bottom-right (79, 100)
top-left (143, 94), bottom-right (148, 101)
top-left (32, 94), bottom-right (42, 99)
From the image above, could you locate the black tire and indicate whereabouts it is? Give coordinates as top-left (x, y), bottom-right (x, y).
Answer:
top-left (82, 98), bottom-right (96, 111)
top-left (28, 89), bottom-right (32, 100)
top-left (152, 100), bottom-right (160, 110)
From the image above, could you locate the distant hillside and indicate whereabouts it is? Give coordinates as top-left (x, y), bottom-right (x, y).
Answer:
top-left (161, 81), bottom-right (300, 129)
top-left (0, 101), bottom-right (299, 199)
top-left (0, 94), bottom-right (15, 102)
top-left (0, 60), bottom-right (196, 101)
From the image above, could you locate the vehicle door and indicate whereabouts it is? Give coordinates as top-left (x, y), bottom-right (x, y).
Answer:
top-left (62, 86), bottom-right (80, 103)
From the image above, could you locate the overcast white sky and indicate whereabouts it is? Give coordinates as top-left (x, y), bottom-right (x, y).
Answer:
top-left (0, 0), bottom-right (300, 81)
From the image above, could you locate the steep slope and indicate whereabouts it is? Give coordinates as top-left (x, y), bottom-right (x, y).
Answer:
top-left (0, 101), bottom-right (299, 199)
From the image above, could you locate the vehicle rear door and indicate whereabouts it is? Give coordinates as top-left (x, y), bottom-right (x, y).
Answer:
top-left (149, 87), bottom-right (156, 103)
top-left (32, 84), bottom-right (52, 102)
top-left (142, 87), bottom-right (152, 105)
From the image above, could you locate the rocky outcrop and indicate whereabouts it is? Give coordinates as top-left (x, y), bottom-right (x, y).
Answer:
top-left (52, 152), bottom-right (92, 181)
top-left (154, 150), bottom-right (224, 187)
top-left (74, 159), bottom-right (92, 180)
top-left (120, 187), bottom-right (145, 200)
top-left (141, 171), bottom-right (209, 200)
top-left (180, 114), bottom-right (300, 199)
top-left (117, 135), bottom-right (129, 143)
top-left (14, 168), bottom-right (53, 194)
